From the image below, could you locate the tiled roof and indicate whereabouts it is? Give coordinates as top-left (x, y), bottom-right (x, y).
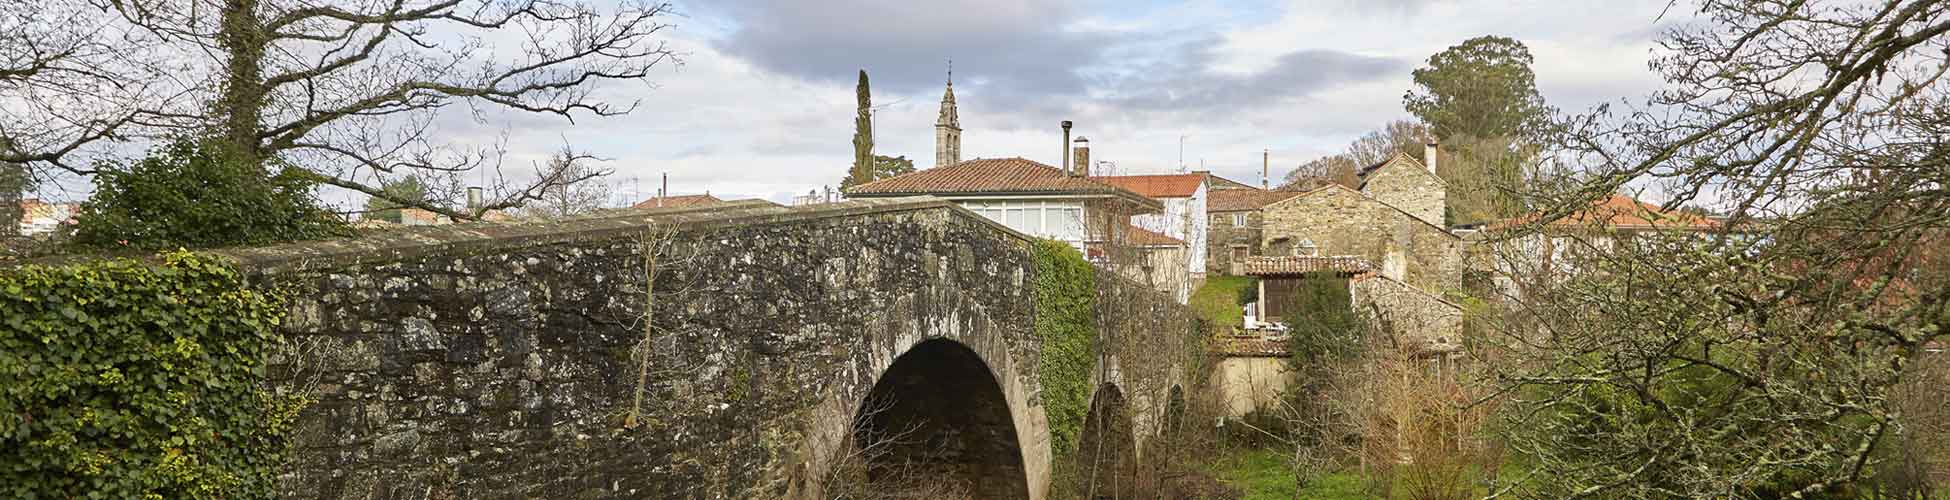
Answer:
top-left (1199, 171), bottom-right (1260, 190)
top-left (1209, 189), bottom-right (1302, 212)
top-left (1213, 335), bottom-right (1290, 357)
top-left (1125, 225), bottom-right (1185, 247)
top-left (1357, 152), bottom-right (1442, 187)
top-left (848, 157), bottom-right (1159, 209)
top-left (632, 194), bottom-right (722, 209)
top-left (1091, 173), bottom-right (1204, 198)
top-left (1491, 194), bottom-right (1720, 231)
top-left (1240, 255), bottom-right (1374, 276)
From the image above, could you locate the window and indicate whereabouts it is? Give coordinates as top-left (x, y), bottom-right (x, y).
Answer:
top-left (1232, 213), bottom-right (1248, 226)
top-left (1005, 208), bottom-right (1032, 232)
top-left (1047, 207), bottom-right (1083, 240)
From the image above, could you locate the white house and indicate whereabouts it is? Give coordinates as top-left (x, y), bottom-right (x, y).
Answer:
top-left (1094, 173), bottom-right (1208, 280)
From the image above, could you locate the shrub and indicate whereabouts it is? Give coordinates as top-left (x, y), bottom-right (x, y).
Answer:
top-left (0, 252), bottom-right (302, 498)
top-left (73, 138), bottom-right (344, 250)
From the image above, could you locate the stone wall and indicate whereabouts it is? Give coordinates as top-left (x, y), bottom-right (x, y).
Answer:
top-left (229, 199), bottom-right (1064, 499)
top-left (1360, 155), bottom-right (1446, 228)
top-left (1260, 186), bottom-right (1462, 294)
top-left (1206, 210), bottom-right (1265, 275)
top-left (1351, 275), bottom-right (1463, 350)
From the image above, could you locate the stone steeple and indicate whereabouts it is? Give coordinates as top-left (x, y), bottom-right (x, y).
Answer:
top-left (934, 63), bottom-right (962, 168)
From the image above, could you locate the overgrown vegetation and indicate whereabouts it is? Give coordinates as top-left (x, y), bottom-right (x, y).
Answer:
top-left (72, 138), bottom-right (344, 251)
top-left (1191, 275), bottom-right (1254, 331)
top-left (1480, 0), bottom-right (1950, 496)
top-left (0, 252), bottom-right (302, 498)
top-left (1031, 239), bottom-right (1098, 456)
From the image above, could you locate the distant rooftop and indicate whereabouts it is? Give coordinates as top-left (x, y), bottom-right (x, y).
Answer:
top-left (1491, 194), bottom-right (1720, 231)
top-left (1209, 189), bottom-right (1302, 212)
top-left (846, 157), bottom-right (1160, 210)
top-left (632, 194), bottom-right (722, 209)
top-left (1091, 173), bottom-right (1204, 199)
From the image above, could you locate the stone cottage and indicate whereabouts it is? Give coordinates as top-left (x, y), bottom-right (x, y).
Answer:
top-left (1205, 189), bottom-right (1302, 275)
top-left (1258, 148), bottom-right (1462, 294)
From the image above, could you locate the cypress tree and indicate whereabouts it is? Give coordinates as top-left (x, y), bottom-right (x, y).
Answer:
top-left (851, 70), bottom-right (873, 187)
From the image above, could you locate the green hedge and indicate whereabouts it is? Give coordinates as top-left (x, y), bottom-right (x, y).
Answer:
top-left (0, 251), bottom-right (300, 499)
top-left (1031, 240), bottom-right (1097, 456)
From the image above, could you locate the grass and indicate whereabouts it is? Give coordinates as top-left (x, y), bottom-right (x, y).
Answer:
top-left (1201, 446), bottom-right (1370, 500)
top-left (1192, 275), bottom-right (1254, 332)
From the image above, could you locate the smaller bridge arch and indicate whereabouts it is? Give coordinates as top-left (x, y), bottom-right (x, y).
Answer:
top-left (1075, 383), bottom-right (1137, 498)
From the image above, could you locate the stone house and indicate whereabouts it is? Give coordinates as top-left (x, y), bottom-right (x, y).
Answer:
top-left (1211, 254), bottom-right (1463, 416)
top-left (1356, 146), bottom-right (1447, 228)
top-left (1242, 255), bottom-right (1462, 350)
top-left (1205, 189), bottom-right (1303, 275)
top-left (1259, 182), bottom-right (1463, 294)
top-left (1093, 173), bottom-right (1209, 281)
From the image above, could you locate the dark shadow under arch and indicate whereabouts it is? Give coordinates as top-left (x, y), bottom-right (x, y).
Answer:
top-left (847, 338), bottom-right (1027, 499)
top-left (1076, 384), bottom-right (1136, 499)
top-left (1165, 385), bottom-right (1186, 437)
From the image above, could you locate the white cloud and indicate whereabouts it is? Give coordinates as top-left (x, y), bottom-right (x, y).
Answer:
top-left (270, 0), bottom-right (1688, 207)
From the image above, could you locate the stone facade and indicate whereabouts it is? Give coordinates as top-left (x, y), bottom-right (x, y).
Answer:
top-left (219, 198), bottom-right (1198, 500)
top-left (1206, 210), bottom-right (1265, 275)
top-left (1360, 153), bottom-right (1446, 229)
top-left (1260, 185), bottom-right (1462, 294)
top-left (1351, 275), bottom-right (1464, 350)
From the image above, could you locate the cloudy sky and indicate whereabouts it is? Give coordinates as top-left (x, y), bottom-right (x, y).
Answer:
top-left (456, 0), bottom-right (1683, 205)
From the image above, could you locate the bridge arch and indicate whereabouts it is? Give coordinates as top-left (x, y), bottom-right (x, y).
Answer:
top-left (846, 338), bottom-right (1028, 498)
top-left (1075, 383), bottom-right (1137, 498)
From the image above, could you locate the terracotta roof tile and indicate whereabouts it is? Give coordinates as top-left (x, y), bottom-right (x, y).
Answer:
top-left (1091, 173), bottom-right (1204, 198)
top-left (1491, 194), bottom-right (1719, 231)
top-left (632, 194), bottom-right (722, 209)
top-left (1209, 189), bottom-right (1303, 212)
top-left (1240, 255), bottom-right (1374, 276)
top-left (851, 158), bottom-right (1119, 195)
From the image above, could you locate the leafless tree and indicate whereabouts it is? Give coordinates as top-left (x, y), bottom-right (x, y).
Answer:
top-left (1487, 0), bottom-right (1950, 496)
top-left (520, 147), bottom-right (614, 218)
top-left (0, 0), bottom-right (676, 219)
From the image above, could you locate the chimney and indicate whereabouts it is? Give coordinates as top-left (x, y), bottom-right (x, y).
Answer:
top-left (1424, 141), bottom-right (1439, 175)
top-left (1262, 148), bottom-right (1269, 189)
top-left (660, 172), bottom-right (668, 207)
top-left (466, 186), bottom-right (483, 211)
top-left (1060, 121), bottom-right (1074, 176)
top-left (1073, 136), bottom-right (1091, 177)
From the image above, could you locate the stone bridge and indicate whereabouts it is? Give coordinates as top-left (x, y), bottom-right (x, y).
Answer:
top-left (218, 198), bottom-right (1198, 499)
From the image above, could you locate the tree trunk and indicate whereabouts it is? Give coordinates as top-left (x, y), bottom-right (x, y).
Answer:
top-left (217, 0), bottom-right (268, 168)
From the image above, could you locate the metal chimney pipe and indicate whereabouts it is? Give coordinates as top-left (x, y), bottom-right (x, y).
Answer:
top-left (1262, 149), bottom-right (1269, 189)
top-left (1060, 121), bottom-right (1074, 176)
